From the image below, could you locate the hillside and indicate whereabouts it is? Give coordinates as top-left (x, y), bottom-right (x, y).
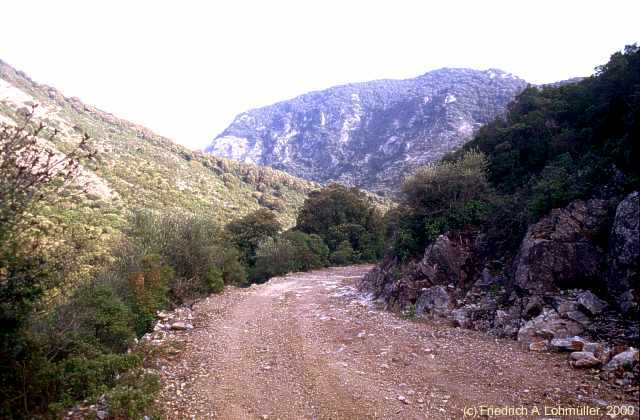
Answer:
top-left (206, 68), bottom-right (527, 193)
top-left (0, 59), bottom-right (316, 234)
top-left (361, 45), bottom-right (639, 350)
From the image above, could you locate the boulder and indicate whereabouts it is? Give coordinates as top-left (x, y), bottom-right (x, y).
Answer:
top-left (607, 191), bottom-right (639, 314)
top-left (415, 286), bottom-right (450, 315)
top-left (451, 308), bottom-right (470, 328)
top-left (512, 199), bottom-right (608, 295)
top-left (583, 342), bottom-right (605, 356)
top-left (170, 321), bottom-right (193, 331)
top-left (570, 351), bottom-right (595, 361)
top-left (517, 309), bottom-right (585, 343)
top-left (549, 336), bottom-right (586, 352)
top-left (603, 347), bottom-right (639, 371)
top-left (416, 234), bottom-right (475, 288)
top-left (571, 353), bottom-right (602, 368)
top-left (576, 291), bottom-right (608, 316)
top-left (529, 340), bottom-right (549, 352)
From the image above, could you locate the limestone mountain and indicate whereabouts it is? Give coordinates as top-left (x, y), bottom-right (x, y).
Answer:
top-left (206, 68), bottom-right (528, 193)
top-left (0, 59), bottom-right (317, 233)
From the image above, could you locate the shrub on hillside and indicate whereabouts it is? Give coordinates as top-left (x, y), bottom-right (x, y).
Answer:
top-left (226, 208), bottom-right (282, 266)
top-left (389, 150), bottom-right (494, 260)
top-left (330, 240), bottom-right (355, 266)
top-left (296, 184), bottom-right (384, 264)
top-left (127, 210), bottom-right (246, 301)
top-left (252, 231), bottom-right (329, 282)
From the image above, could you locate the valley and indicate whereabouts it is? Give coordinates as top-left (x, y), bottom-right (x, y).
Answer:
top-left (1, 38), bottom-right (638, 419)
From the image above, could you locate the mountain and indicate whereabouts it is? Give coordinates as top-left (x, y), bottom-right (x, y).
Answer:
top-left (206, 68), bottom-right (528, 193)
top-left (0, 59), bottom-right (317, 232)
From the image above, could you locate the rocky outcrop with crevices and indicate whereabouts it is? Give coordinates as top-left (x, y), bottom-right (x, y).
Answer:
top-left (359, 192), bottom-right (640, 348)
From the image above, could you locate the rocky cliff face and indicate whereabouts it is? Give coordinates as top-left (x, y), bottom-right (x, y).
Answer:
top-left (206, 68), bottom-right (527, 193)
top-left (359, 192), bottom-right (640, 348)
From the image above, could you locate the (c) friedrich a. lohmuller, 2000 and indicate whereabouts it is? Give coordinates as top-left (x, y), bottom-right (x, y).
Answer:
top-left (463, 404), bottom-right (636, 418)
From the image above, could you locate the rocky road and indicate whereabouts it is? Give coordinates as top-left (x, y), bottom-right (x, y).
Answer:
top-left (156, 265), bottom-right (638, 419)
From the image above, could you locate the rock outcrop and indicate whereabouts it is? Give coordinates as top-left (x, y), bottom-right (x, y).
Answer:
top-left (206, 68), bottom-right (527, 194)
top-left (607, 191), bottom-right (639, 315)
top-left (511, 199), bottom-right (611, 295)
top-left (359, 193), bottom-right (639, 347)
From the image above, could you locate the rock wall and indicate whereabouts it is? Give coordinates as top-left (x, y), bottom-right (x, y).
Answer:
top-left (359, 192), bottom-right (640, 347)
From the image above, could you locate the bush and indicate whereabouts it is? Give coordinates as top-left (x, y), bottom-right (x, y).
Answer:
top-left (296, 184), bottom-right (384, 264)
top-left (330, 240), bottom-right (355, 266)
top-left (64, 282), bottom-right (135, 353)
top-left (127, 211), bottom-right (246, 301)
top-left (105, 369), bottom-right (161, 419)
top-left (282, 230), bottom-right (330, 270)
top-left (251, 231), bottom-right (332, 282)
top-left (252, 237), bottom-right (297, 282)
top-left (205, 267), bottom-right (224, 294)
top-left (391, 150), bottom-right (494, 258)
top-left (226, 209), bottom-right (282, 265)
top-left (127, 254), bottom-right (173, 334)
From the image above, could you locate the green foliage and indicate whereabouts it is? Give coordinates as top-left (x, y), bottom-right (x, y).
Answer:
top-left (527, 153), bottom-right (583, 217)
top-left (127, 210), bottom-right (246, 301)
top-left (252, 231), bottom-right (329, 281)
top-left (465, 44), bottom-right (639, 200)
top-left (105, 370), bottom-right (161, 420)
top-left (253, 237), bottom-right (297, 282)
top-left (388, 44), bottom-right (640, 267)
top-left (226, 209), bottom-right (282, 265)
top-left (66, 282), bottom-right (135, 353)
top-left (330, 240), bottom-right (355, 266)
top-left (217, 247), bottom-right (247, 285)
top-left (296, 184), bottom-right (384, 264)
top-left (126, 254), bottom-right (173, 334)
top-left (390, 150), bottom-right (494, 259)
top-left (402, 149), bottom-right (492, 219)
top-left (205, 267), bottom-right (225, 294)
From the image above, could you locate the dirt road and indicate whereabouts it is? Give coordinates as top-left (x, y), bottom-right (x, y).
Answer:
top-left (156, 265), bottom-right (638, 419)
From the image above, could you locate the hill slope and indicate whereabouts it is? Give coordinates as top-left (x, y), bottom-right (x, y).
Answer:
top-left (206, 68), bottom-right (527, 193)
top-left (0, 59), bottom-right (316, 232)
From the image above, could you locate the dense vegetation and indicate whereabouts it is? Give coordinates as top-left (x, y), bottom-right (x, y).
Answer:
top-left (0, 110), bottom-right (382, 417)
top-left (227, 184), bottom-right (385, 283)
top-left (387, 44), bottom-right (639, 263)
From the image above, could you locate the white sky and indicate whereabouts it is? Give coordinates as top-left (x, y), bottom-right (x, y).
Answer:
top-left (1, 1), bottom-right (638, 149)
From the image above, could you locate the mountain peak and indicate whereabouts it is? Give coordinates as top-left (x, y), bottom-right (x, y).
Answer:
top-left (205, 67), bottom-right (527, 193)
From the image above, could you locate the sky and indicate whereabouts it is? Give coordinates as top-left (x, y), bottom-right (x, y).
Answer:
top-left (1, 1), bottom-right (638, 150)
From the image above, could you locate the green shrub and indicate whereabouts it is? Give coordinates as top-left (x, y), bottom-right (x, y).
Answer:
top-left (296, 184), bottom-right (384, 264)
top-left (218, 247), bottom-right (247, 285)
top-left (126, 254), bottom-right (173, 334)
top-left (392, 150), bottom-right (494, 258)
top-left (253, 237), bottom-right (297, 282)
top-left (65, 282), bottom-right (134, 353)
top-left (226, 208), bottom-right (282, 265)
top-left (330, 241), bottom-right (355, 266)
top-left (282, 230), bottom-right (330, 270)
top-left (105, 369), bottom-right (161, 419)
top-left (205, 267), bottom-right (224, 294)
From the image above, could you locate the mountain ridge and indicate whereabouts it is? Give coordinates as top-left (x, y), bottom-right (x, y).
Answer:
top-left (0, 58), bottom-right (318, 231)
top-left (206, 67), bottom-right (528, 193)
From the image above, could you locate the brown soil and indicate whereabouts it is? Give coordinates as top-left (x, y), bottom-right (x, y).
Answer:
top-left (156, 265), bottom-right (638, 419)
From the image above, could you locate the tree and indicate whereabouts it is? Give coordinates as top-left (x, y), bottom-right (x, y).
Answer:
top-left (296, 184), bottom-right (384, 263)
top-left (225, 209), bottom-right (282, 265)
top-left (389, 150), bottom-right (494, 258)
top-left (0, 110), bottom-right (94, 416)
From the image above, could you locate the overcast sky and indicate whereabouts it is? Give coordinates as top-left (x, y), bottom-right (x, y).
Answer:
top-left (1, 1), bottom-right (638, 149)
